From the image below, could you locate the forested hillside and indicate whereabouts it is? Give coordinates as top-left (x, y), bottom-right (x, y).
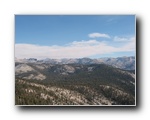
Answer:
top-left (15, 63), bottom-right (135, 105)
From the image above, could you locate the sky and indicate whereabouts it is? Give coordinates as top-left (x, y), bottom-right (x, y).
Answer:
top-left (15, 15), bottom-right (135, 59)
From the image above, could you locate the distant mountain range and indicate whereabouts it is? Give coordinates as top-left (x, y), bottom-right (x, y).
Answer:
top-left (15, 56), bottom-right (135, 70)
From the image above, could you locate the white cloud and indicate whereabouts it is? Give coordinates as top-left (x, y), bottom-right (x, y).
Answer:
top-left (69, 40), bottom-right (101, 46)
top-left (15, 37), bottom-right (135, 59)
top-left (88, 33), bottom-right (110, 38)
top-left (114, 36), bottom-right (130, 42)
top-left (121, 37), bottom-right (136, 51)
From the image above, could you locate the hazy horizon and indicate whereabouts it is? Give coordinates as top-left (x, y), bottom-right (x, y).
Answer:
top-left (15, 55), bottom-right (135, 61)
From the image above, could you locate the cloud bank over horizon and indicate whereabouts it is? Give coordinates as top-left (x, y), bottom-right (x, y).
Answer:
top-left (15, 34), bottom-right (135, 59)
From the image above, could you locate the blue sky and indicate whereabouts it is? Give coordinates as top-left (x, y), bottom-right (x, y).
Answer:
top-left (15, 15), bottom-right (135, 59)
